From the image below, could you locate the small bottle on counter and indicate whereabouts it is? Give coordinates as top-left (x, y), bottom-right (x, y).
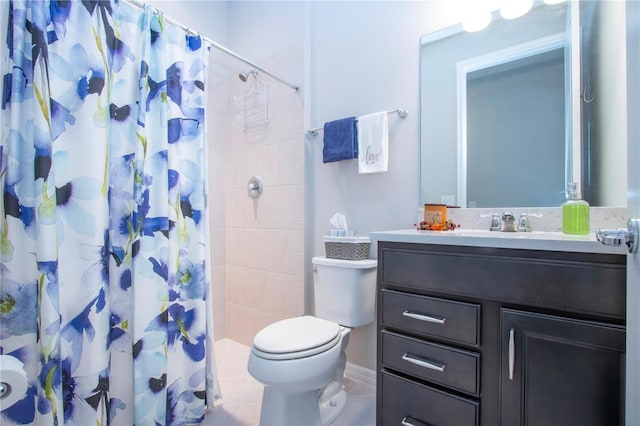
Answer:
top-left (562, 182), bottom-right (590, 235)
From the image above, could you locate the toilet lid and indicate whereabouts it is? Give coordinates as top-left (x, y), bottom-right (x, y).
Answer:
top-left (253, 316), bottom-right (340, 355)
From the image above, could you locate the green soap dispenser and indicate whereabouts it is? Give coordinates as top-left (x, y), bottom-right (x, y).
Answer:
top-left (562, 182), bottom-right (590, 235)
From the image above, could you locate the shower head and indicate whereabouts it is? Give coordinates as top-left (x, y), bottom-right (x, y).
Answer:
top-left (238, 69), bottom-right (258, 82)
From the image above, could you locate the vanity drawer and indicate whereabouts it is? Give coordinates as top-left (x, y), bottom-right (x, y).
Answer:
top-left (381, 370), bottom-right (479, 426)
top-left (382, 330), bottom-right (480, 396)
top-left (381, 289), bottom-right (480, 346)
top-left (379, 244), bottom-right (626, 320)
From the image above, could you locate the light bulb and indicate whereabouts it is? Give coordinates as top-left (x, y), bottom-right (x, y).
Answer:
top-left (463, 11), bottom-right (493, 32)
top-left (500, 0), bottom-right (534, 20)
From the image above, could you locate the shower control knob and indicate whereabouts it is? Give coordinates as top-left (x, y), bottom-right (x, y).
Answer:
top-left (247, 176), bottom-right (263, 199)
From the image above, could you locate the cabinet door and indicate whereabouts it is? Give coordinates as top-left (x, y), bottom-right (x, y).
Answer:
top-left (501, 308), bottom-right (625, 426)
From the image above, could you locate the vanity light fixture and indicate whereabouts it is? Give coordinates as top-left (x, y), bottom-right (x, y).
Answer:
top-left (500, 0), bottom-right (534, 20)
top-left (462, 0), bottom-right (496, 33)
top-left (463, 0), bottom-right (552, 34)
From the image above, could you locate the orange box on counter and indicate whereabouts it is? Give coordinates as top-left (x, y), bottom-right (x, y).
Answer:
top-left (424, 204), bottom-right (447, 224)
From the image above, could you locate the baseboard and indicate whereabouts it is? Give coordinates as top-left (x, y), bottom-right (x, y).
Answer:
top-left (345, 362), bottom-right (376, 388)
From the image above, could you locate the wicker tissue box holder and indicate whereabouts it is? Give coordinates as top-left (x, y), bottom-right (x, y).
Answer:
top-left (323, 236), bottom-right (371, 260)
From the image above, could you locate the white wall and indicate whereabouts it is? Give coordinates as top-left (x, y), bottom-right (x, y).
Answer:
top-left (308, 1), bottom-right (463, 370)
top-left (146, 0), bottom-right (229, 43)
top-left (228, 1), bottom-right (306, 63)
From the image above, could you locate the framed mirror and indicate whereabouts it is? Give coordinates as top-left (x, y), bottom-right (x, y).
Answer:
top-left (420, 0), bottom-right (627, 208)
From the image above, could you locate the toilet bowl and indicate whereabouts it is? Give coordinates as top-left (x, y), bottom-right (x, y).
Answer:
top-left (248, 316), bottom-right (351, 425)
top-left (248, 256), bottom-right (377, 426)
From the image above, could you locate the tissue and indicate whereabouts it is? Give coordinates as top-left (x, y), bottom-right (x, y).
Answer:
top-left (329, 213), bottom-right (352, 237)
top-left (0, 355), bottom-right (28, 411)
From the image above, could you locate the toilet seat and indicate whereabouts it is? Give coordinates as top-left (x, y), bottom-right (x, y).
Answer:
top-left (252, 316), bottom-right (341, 360)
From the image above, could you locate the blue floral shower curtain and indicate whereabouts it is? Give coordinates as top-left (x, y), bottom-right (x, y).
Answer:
top-left (0, 1), bottom-right (218, 425)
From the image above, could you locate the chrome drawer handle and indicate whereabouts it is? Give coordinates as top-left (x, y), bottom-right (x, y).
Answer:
top-left (402, 310), bottom-right (446, 325)
top-left (509, 328), bottom-right (515, 380)
top-left (402, 353), bottom-right (445, 372)
top-left (401, 416), bottom-right (430, 426)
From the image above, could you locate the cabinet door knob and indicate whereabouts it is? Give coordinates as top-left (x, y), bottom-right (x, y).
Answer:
top-left (401, 353), bottom-right (446, 372)
top-left (402, 310), bottom-right (446, 325)
top-left (509, 328), bottom-right (515, 380)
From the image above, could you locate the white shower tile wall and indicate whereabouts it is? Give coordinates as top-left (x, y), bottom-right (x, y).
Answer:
top-left (209, 48), bottom-right (233, 340)
top-left (221, 44), bottom-right (305, 345)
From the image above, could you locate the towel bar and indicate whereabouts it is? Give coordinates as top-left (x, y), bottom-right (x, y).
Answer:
top-left (307, 109), bottom-right (408, 136)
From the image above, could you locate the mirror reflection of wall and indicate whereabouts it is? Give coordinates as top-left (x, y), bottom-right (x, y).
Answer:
top-left (420, 0), bottom-right (628, 208)
top-left (467, 49), bottom-right (565, 207)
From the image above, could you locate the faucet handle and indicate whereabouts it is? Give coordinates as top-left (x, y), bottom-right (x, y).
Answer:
top-left (517, 212), bottom-right (542, 232)
top-left (489, 213), bottom-right (501, 231)
top-left (518, 213), bottom-right (532, 232)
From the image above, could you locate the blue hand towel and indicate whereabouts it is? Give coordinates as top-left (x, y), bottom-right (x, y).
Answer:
top-left (322, 116), bottom-right (358, 163)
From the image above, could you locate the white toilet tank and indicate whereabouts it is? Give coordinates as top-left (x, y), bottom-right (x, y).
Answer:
top-left (312, 256), bottom-right (377, 327)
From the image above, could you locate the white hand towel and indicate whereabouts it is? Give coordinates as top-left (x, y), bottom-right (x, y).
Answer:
top-left (357, 112), bottom-right (389, 174)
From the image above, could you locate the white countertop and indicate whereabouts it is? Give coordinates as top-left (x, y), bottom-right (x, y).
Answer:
top-left (370, 229), bottom-right (628, 255)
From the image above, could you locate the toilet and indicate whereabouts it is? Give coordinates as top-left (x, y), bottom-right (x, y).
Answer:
top-left (247, 256), bottom-right (377, 426)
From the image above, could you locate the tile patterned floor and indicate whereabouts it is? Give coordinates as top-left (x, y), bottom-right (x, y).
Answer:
top-left (202, 338), bottom-right (376, 426)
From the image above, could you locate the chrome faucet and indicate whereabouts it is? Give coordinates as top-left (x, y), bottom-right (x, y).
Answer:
top-left (500, 211), bottom-right (518, 232)
top-left (489, 211), bottom-right (537, 232)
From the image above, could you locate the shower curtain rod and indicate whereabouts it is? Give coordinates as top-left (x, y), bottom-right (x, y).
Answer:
top-left (125, 0), bottom-right (300, 92)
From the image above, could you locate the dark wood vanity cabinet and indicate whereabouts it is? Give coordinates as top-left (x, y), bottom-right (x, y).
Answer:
top-left (376, 241), bottom-right (626, 426)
